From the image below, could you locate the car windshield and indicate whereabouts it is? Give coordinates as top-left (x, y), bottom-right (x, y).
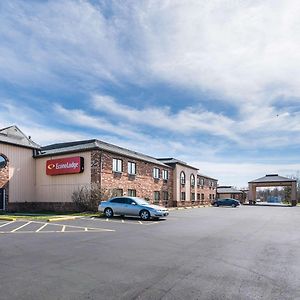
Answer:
top-left (133, 198), bottom-right (150, 205)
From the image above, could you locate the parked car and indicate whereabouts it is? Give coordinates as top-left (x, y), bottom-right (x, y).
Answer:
top-left (98, 196), bottom-right (169, 220)
top-left (212, 198), bottom-right (240, 208)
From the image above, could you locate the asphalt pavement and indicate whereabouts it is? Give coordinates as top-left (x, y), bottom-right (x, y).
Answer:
top-left (0, 206), bottom-right (299, 300)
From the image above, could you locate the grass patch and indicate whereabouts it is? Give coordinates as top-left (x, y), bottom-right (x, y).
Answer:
top-left (0, 211), bottom-right (99, 221)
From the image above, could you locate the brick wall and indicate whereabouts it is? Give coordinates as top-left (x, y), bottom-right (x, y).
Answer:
top-left (197, 175), bottom-right (217, 205)
top-left (92, 150), bottom-right (174, 207)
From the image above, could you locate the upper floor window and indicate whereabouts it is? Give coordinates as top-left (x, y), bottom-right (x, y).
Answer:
top-left (197, 176), bottom-right (201, 186)
top-left (180, 171), bottom-right (186, 185)
top-left (128, 162), bottom-right (136, 175)
top-left (162, 169), bottom-right (169, 180)
top-left (200, 178), bottom-right (204, 186)
top-left (190, 174), bottom-right (195, 187)
top-left (113, 158), bottom-right (123, 172)
top-left (153, 168), bottom-right (160, 179)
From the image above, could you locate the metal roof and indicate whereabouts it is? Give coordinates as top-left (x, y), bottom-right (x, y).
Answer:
top-left (38, 139), bottom-right (170, 167)
top-left (217, 186), bottom-right (243, 194)
top-left (0, 125), bottom-right (40, 149)
top-left (248, 174), bottom-right (296, 183)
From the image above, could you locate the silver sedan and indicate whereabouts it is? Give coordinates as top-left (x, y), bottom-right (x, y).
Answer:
top-left (98, 197), bottom-right (169, 220)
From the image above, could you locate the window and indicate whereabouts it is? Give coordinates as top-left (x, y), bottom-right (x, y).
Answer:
top-left (153, 168), bottom-right (160, 179)
top-left (209, 194), bottom-right (212, 200)
top-left (162, 169), bottom-right (169, 180)
top-left (212, 194), bottom-right (215, 199)
top-left (128, 189), bottom-right (136, 197)
top-left (154, 191), bottom-right (160, 203)
top-left (190, 174), bottom-right (195, 187)
top-left (180, 171), bottom-right (186, 185)
top-left (128, 162), bottom-right (136, 175)
top-left (200, 178), bottom-right (204, 186)
top-left (163, 191), bottom-right (168, 201)
top-left (113, 189), bottom-right (123, 197)
top-left (197, 176), bottom-right (201, 186)
top-left (201, 193), bottom-right (204, 200)
top-left (112, 158), bottom-right (122, 173)
top-left (191, 193), bottom-right (195, 201)
top-left (110, 198), bottom-right (125, 203)
top-left (197, 193), bottom-right (200, 201)
top-left (0, 155), bottom-right (7, 169)
top-left (181, 192), bottom-right (186, 201)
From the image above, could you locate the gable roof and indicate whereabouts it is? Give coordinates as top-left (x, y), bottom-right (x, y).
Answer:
top-left (38, 139), bottom-right (170, 167)
top-left (0, 125), bottom-right (40, 149)
top-left (248, 174), bottom-right (296, 183)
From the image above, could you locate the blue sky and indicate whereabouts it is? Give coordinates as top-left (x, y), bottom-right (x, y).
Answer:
top-left (1, 0), bottom-right (300, 188)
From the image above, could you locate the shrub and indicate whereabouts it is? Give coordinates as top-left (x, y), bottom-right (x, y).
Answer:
top-left (72, 184), bottom-right (117, 212)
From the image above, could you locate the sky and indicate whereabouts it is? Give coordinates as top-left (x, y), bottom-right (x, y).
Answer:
top-left (1, 0), bottom-right (300, 188)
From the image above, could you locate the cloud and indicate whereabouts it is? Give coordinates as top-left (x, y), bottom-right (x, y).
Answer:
top-left (54, 103), bottom-right (150, 141)
top-left (2, 0), bottom-right (300, 108)
top-left (92, 94), bottom-right (300, 149)
top-left (92, 94), bottom-right (240, 142)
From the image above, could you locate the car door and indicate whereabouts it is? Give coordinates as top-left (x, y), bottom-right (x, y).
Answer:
top-left (124, 198), bottom-right (140, 216)
top-left (110, 198), bottom-right (126, 214)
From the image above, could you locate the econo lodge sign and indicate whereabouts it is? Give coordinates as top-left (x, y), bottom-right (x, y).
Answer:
top-left (46, 156), bottom-right (84, 175)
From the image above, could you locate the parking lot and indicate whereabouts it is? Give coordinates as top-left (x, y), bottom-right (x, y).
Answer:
top-left (1, 206), bottom-right (300, 300)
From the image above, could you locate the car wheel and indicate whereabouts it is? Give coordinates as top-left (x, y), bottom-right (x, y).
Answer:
top-left (140, 210), bottom-right (150, 220)
top-left (231, 204), bottom-right (236, 208)
top-left (214, 203), bottom-right (219, 207)
top-left (104, 208), bottom-right (114, 218)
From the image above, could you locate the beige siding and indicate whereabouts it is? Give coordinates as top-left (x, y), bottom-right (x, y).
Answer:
top-left (35, 152), bottom-right (91, 203)
top-left (0, 143), bottom-right (36, 203)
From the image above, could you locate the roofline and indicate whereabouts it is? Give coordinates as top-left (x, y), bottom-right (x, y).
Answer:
top-left (0, 140), bottom-right (40, 150)
top-left (35, 146), bottom-right (172, 168)
top-left (248, 178), bottom-right (297, 183)
top-left (159, 160), bottom-right (198, 170)
top-left (197, 173), bottom-right (218, 181)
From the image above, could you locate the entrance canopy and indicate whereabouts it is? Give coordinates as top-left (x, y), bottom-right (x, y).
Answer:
top-left (248, 174), bottom-right (297, 206)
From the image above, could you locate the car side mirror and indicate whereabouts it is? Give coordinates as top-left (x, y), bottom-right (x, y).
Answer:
top-left (131, 202), bottom-right (136, 205)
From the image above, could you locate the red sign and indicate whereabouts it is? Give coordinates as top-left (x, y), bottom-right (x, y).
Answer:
top-left (46, 156), bottom-right (84, 176)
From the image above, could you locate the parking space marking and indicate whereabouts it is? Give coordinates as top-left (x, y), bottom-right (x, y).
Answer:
top-left (83, 217), bottom-right (166, 226)
top-left (0, 221), bottom-right (15, 228)
top-left (11, 221), bottom-right (32, 232)
top-left (0, 220), bottom-right (115, 234)
top-left (36, 223), bottom-right (48, 232)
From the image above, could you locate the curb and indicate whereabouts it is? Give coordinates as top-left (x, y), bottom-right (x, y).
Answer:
top-left (47, 216), bottom-right (78, 222)
top-left (0, 217), bottom-right (17, 221)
